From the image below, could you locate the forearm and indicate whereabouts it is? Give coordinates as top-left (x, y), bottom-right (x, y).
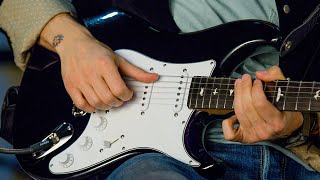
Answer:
top-left (0, 0), bottom-right (76, 70)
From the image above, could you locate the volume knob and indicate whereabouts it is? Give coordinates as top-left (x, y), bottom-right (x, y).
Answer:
top-left (78, 136), bottom-right (93, 151)
top-left (92, 116), bottom-right (108, 131)
top-left (59, 153), bottom-right (74, 168)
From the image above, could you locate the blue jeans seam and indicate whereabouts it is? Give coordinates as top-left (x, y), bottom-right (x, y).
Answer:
top-left (261, 146), bottom-right (270, 180)
top-left (281, 156), bottom-right (287, 180)
top-left (260, 146), bottom-right (263, 180)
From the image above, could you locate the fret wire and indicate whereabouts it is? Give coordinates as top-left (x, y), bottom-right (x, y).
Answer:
top-left (271, 81), bottom-right (278, 105)
top-left (208, 77), bottom-right (216, 109)
top-left (283, 80), bottom-right (290, 110)
top-left (310, 81), bottom-right (316, 111)
top-left (194, 77), bottom-right (202, 108)
top-left (201, 77), bottom-right (209, 109)
top-left (295, 81), bottom-right (302, 110)
top-left (224, 77), bottom-right (231, 109)
top-left (215, 78), bottom-right (222, 109)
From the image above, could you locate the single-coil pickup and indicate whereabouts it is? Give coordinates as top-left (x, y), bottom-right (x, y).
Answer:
top-left (172, 71), bottom-right (189, 112)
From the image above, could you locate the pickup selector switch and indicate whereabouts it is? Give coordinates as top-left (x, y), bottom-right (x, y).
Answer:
top-left (59, 153), bottom-right (74, 168)
top-left (78, 136), bottom-right (93, 151)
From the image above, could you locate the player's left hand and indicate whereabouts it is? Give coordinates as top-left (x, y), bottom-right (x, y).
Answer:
top-left (222, 66), bottom-right (303, 143)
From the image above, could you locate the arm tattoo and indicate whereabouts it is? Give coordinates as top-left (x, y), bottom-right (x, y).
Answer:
top-left (52, 34), bottom-right (64, 48)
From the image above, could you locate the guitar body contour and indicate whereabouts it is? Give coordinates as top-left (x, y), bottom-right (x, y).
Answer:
top-left (13, 10), bottom-right (280, 179)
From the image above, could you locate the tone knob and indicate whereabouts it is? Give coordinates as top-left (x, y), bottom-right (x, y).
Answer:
top-left (92, 116), bottom-right (108, 131)
top-left (59, 153), bottom-right (74, 168)
top-left (78, 136), bottom-right (93, 151)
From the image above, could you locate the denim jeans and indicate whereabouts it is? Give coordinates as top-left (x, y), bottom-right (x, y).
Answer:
top-left (106, 143), bottom-right (320, 180)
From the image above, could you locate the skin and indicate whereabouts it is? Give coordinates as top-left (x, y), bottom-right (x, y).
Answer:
top-left (39, 13), bottom-right (303, 143)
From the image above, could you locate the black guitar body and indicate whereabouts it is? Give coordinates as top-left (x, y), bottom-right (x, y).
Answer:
top-left (13, 10), bottom-right (280, 179)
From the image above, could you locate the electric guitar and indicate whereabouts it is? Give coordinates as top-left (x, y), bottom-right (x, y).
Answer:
top-left (13, 10), bottom-right (320, 179)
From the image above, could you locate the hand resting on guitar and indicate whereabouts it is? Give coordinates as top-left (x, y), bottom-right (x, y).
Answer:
top-left (39, 13), bottom-right (159, 112)
top-left (223, 66), bottom-right (303, 143)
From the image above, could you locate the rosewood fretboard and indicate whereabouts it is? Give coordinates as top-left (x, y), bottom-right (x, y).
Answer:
top-left (187, 77), bottom-right (320, 112)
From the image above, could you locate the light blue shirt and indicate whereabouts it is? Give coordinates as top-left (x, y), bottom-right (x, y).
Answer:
top-left (170, 0), bottom-right (315, 171)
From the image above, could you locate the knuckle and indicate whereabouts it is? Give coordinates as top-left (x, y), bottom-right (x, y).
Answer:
top-left (254, 99), bottom-right (266, 109)
top-left (272, 121), bottom-right (286, 134)
top-left (224, 133), bottom-right (235, 141)
top-left (102, 94), bottom-right (116, 105)
top-left (90, 97), bottom-right (103, 108)
top-left (257, 132), bottom-right (272, 141)
top-left (113, 87), bottom-right (131, 100)
top-left (74, 99), bottom-right (88, 110)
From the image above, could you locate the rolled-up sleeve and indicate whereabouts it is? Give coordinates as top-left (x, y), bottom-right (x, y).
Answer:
top-left (0, 0), bottom-right (76, 70)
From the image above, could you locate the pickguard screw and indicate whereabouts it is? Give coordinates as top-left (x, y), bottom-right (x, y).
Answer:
top-left (210, 62), bottom-right (214, 65)
top-left (121, 135), bottom-right (125, 139)
top-left (50, 164), bottom-right (53, 167)
top-left (141, 112), bottom-right (145, 115)
top-left (163, 64), bottom-right (167, 67)
top-left (182, 121), bottom-right (185, 124)
top-left (122, 147), bottom-right (126, 150)
top-left (150, 68), bottom-right (154, 71)
top-left (189, 160), bottom-right (193, 164)
top-left (106, 110), bottom-right (109, 114)
top-left (174, 113), bottom-right (178, 117)
top-left (183, 69), bottom-right (187, 72)
top-left (100, 149), bottom-right (103, 153)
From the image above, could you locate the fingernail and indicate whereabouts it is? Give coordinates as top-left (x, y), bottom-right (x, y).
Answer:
top-left (235, 79), bottom-right (241, 86)
top-left (257, 70), bottom-right (267, 75)
top-left (242, 74), bottom-right (250, 80)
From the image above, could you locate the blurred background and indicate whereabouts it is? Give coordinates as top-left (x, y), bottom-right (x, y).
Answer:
top-left (0, 32), bottom-right (29, 179)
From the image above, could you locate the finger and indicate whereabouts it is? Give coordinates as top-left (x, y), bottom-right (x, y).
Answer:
top-left (255, 66), bottom-right (286, 82)
top-left (117, 55), bottom-right (159, 83)
top-left (233, 77), bottom-right (251, 128)
top-left (68, 88), bottom-right (95, 113)
top-left (101, 60), bottom-right (134, 102)
top-left (222, 115), bottom-right (242, 141)
top-left (252, 79), bottom-right (284, 133)
top-left (240, 74), bottom-right (266, 127)
top-left (92, 76), bottom-right (123, 107)
top-left (81, 83), bottom-right (111, 110)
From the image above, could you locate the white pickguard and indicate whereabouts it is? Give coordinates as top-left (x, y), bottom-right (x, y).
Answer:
top-left (49, 50), bottom-right (216, 174)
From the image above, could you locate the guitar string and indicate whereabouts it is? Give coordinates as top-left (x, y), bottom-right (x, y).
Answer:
top-left (123, 101), bottom-right (320, 110)
top-left (129, 86), bottom-right (320, 94)
top-left (124, 75), bottom-right (320, 83)
top-left (125, 81), bottom-right (320, 89)
top-left (124, 76), bottom-right (320, 85)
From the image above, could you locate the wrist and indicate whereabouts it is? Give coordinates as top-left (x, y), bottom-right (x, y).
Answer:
top-left (39, 13), bottom-right (93, 55)
top-left (283, 112), bottom-right (317, 148)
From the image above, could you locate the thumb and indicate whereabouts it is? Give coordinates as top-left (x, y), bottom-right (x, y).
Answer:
top-left (117, 56), bottom-right (159, 83)
top-left (222, 115), bottom-right (241, 142)
top-left (255, 66), bottom-right (286, 82)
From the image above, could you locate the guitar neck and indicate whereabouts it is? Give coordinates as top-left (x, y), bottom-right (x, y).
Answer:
top-left (187, 77), bottom-right (320, 112)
